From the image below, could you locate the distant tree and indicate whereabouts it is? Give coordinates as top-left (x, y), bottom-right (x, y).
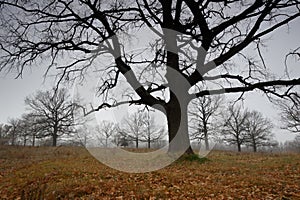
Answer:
top-left (141, 112), bottom-right (165, 149)
top-left (0, 123), bottom-right (11, 145)
top-left (283, 135), bottom-right (300, 152)
top-left (73, 124), bottom-right (92, 147)
top-left (112, 133), bottom-right (130, 148)
top-left (25, 88), bottom-right (79, 146)
top-left (95, 121), bottom-right (116, 147)
top-left (17, 117), bottom-right (31, 146)
top-left (119, 112), bottom-right (146, 149)
top-left (7, 118), bottom-right (21, 146)
top-left (222, 105), bottom-right (248, 152)
top-left (189, 95), bottom-right (223, 150)
top-left (289, 135), bottom-right (300, 152)
top-left (19, 113), bottom-right (47, 146)
top-left (244, 110), bottom-right (274, 152)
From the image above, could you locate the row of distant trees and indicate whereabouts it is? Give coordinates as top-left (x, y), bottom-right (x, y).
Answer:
top-left (189, 94), bottom-right (300, 152)
top-left (93, 112), bottom-right (165, 149)
top-left (189, 96), bottom-right (275, 152)
top-left (0, 87), bottom-right (299, 153)
top-left (0, 88), bottom-right (79, 147)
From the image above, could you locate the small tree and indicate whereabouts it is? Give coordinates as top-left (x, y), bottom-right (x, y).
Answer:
top-left (244, 110), bottom-right (274, 152)
top-left (7, 118), bottom-right (20, 146)
top-left (222, 105), bottom-right (248, 152)
top-left (25, 88), bottom-right (78, 146)
top-left (119, 112), bottom-right (146, 149)
top-left (141, 112), bottom-right (165, 149)
top-left (0, 123), bottom-right (11, 145)
top-left (189, 95), bottom-right (223, 150)
top-left (95, 121), bottom-right (116, 147)
top-left (287, 135), bottom-right (300, 152)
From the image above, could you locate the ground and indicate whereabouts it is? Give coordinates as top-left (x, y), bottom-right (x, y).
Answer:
top-left (0, 146), bottom-right (299, 199)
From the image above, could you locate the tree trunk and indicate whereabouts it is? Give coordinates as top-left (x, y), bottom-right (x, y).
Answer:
top-left (253, 139), bottom-right (257, 152)
top-left (52, 134), bottom-right (57, 147)
top-left (237, 143), bottom-right (241, 152)
top-left (203, 123), bottom-right (209, 151)
top-left (52, 125), bottom-right (58, 147)
top-left (148, 138), bottom-right (151, 149)
top-left (32, 135), bottom-right (35, 147)
top-left (166, 96), bottom-right (194, 155)
top-left (135, 138), bottom-right (138, 148)
top-left (23, 136), bottom-right (27, 146)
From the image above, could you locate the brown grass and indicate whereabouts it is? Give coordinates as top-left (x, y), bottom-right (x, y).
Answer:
top-left (0, 146), bottom-right (299, 199)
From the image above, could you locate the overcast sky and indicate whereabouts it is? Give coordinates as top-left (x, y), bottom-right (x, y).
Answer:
top-left (0, 19), bottom-right (299, 142)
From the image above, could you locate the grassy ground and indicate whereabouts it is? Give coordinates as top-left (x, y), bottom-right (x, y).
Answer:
top-left (0, 146), bottom-right (299, 199)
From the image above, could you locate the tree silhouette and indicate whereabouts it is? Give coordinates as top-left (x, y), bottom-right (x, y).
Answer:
top-left (1, 1), bottom-right (300, 154)
top-left (189, 95), bottom-right (223, 150)
top-left (222, 105), bottom-right (248, 152)
top-left (25, 88), bottom-right (78, 146)
top-left (244, 110), bottom-right (274, 152)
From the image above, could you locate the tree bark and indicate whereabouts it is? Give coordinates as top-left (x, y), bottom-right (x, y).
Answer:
top-left (166, 95), bottom-right (194, 155)
top-left (32, 135), bottom-right (35, 147)
top-left (52, 125), bottom-right (58, 147)
top-left (203, 123), bottom-right (209, 151)
top-left (253, 139), bottom-right (257, 152)
top-left (237, 143), bottom-right (241, 152)
top-left (135, 138), bottom-right (138, 148)
top-left (148, 138), bottom-right (151, 149)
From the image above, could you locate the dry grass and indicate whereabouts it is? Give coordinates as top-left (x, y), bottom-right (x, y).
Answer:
top-left (0, 146), bottom-right (299, 199)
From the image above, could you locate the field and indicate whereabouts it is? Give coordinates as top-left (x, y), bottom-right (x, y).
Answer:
top-left (0, 146), bottom-right (300, 199)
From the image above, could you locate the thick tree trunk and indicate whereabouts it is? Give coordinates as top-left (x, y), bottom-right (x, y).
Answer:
top-left (166, 96), bottom-right (194, 155)
top-left (52, 134), bottom-right (57, 147)
top-left (52, 125), bottom-right (58, 147)
top-left (253, 145), bottom-right (257, 152)
top-left (148, 138), bottom-right (151, 149)
top-left (135, 138), bottom-right (138, 148)
top-left (253, 141), bottom-right (257, 152)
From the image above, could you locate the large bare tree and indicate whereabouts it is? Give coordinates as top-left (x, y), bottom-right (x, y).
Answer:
top-left (1, 1), bottom-right (300, 154)
top-left (25, 88), bottom-right (78, 146)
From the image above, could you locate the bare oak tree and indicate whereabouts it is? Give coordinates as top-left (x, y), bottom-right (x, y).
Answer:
top-left (119, 112), bottom-right (146, 149)
top-left (222, 105), bottom-right (248, 152)
top-left (189, 95), bottom-right (223, 150)
top-left (95, 120), bottom-right (116, 147)
top-left (244, 110), bottom-right (274, 152)
top-left (1, 1), bottom-right (300, 154)
top-left (141, 112), bottom-right (165, 149)
top-left (25, 88), bottom-right (78, 146)
top-left (0, 123), bottom-right (11, 145)
top-left (7, 118), bottom-right (20, 146)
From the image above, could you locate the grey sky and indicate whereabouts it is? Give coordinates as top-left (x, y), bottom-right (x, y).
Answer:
top-left (0, 18), bottom-right (299, 143)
